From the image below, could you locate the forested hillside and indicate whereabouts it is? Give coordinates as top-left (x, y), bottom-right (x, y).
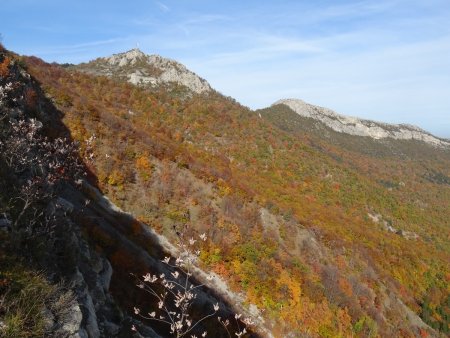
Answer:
top-left (16, 51), bottom-right (449, 338)
top-left (1, 43), bottom-right (448, 337)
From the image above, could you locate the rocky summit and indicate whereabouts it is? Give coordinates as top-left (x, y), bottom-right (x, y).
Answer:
top-left (274, 98), bottom-right (450, 148)
top-left (76, 48), bottom-right (212, 94)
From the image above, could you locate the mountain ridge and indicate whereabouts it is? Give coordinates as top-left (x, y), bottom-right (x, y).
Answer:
top-left (76, 48), bottom-right (449, 146)
top-left (273, 98), bottom-right (449, 148)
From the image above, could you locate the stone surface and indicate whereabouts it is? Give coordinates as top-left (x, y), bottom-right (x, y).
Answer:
top-left (41, 307), bottom-right (55, 331)
top-left (83, 292), bottom-right (100, 338)
top-left (61, 302), bottom-right (83, 335)
top-left (99, 259), bottom-right (113, 291)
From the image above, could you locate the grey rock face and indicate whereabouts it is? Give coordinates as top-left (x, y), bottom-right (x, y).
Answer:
top-left (61, 302), bottom-right (83, 335)
top-left (82, 292), bottom-right (100, 338)
top-left (99, 259), bottom-right (113, 292)
top-left (275, 99), bottom-right (450, 148)
top-left (51, 203), bottom-right (124, 338)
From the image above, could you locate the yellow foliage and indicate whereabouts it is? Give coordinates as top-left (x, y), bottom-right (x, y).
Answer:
top-left (108, 170), bottom-right (125, 189)
top-left (136, 154), bottom-right (152, 181)
top-left (277, 269), bottom-right (304, 326)
top-left (277, 270), bottom-right (302, 306)
top-left (217, 178), bottom-right (232, 196)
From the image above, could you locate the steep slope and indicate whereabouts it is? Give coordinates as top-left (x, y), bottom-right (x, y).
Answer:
top-left (273, 98), bottom-right (449, 148)
top-left (75, 48), bottom-right (212, 95)
top-left (1, 49), bottom-right (257, 338)
top-left (22, 53), bottom-right (450, 337)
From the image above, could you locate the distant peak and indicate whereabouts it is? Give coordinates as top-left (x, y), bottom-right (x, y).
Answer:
top-left (274, 98), bottom-right (306, 105)
top-left (273, 98), bottom-right (449, 148)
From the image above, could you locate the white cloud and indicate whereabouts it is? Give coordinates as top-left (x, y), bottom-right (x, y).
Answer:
top-left (155, 1), bottom-right (169, 12)
top-left (188, 29), bottom-right (450, 137)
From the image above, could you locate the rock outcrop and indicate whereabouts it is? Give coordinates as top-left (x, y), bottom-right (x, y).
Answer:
top-left (274, 99), bottom-right (449, 148)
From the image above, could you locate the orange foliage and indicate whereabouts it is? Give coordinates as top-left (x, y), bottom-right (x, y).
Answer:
top-left (0, 56), bottom-right (10, 77)
top-left (336, 255), bottom-right (347, 270)
top-left (338, 277), bottom-right (353, 297)
top-left (336, 307), bottom-right (353, 335)
top-left (419, 328), bottom-right (429, 338)
top-left (212, 262), bottom-right (230, 278)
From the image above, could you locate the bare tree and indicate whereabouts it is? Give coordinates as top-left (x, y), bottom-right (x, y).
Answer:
top-left (132, 229), bottom-right (253, 338)
top-left (0, 57), bottom-right (86, 238)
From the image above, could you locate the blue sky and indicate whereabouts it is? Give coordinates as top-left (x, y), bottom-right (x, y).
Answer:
top-left (1, 0), bottom-right (450, 137)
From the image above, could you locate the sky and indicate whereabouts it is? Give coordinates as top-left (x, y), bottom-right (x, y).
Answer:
top-left (1, 0), bottom-right (450, 138)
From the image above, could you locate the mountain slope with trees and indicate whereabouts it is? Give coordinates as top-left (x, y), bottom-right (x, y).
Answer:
top-left (1, 46), bottom-right (448, 337)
